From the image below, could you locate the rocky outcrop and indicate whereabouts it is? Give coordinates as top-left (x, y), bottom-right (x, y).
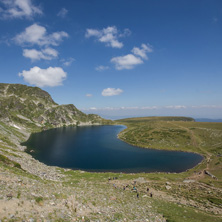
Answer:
top-left (204, 170), bottom-right (218, 180)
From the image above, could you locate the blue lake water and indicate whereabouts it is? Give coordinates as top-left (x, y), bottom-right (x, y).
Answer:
top-left (23, 125), bottom-right (203, 173)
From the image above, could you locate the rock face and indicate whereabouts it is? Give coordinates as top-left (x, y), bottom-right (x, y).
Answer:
top-left (0, 83), bottom-right (111, 130)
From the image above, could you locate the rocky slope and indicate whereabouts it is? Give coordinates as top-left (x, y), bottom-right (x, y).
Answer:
top-left (0, 83), bottom-right (110, 131)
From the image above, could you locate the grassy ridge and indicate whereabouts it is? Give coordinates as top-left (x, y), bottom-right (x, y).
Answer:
top-left (117, 116), bottom-right (222, 183)
top-left (117, 117), bottom-right (221, 154)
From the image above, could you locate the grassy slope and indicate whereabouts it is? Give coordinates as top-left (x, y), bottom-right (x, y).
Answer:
top-left (117, 116), bottom-right (222, 182)
top-left (0, 116), bottom-right (221, 221)
top-left (115, 116), bottom-right (222, 221)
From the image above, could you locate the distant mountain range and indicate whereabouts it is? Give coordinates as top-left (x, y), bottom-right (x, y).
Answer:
top-left (195, 118), bottom-right (222, 122)
top-left (99, 115), bottom-right (222, 122)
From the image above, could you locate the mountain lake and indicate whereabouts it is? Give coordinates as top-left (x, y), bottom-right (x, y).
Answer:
top-left (23, 125), bottom-right (203, 173)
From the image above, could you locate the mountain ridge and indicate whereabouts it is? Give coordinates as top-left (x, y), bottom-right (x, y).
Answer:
top-left (0, 83), bottom-right (112, 131)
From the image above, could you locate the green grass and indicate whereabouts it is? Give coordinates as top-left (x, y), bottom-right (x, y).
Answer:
top-left (34, 196), bottom-right (44, 204)
top-left (0, 153), bottom-right (22, 169)
top-left (207, 197), bottom-right (222, 206)
top-left (114, 116), bottom-right (222, 221)
top-left (152, 199), bottom-right (222, 222)
top-left (116, 117), bottom-right (222, 184)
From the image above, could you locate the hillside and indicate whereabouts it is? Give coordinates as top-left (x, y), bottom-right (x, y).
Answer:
top-left (117, 116), bottom-right (222, 155)
top-left (0, 83), bottom-right (111, 131)
top-left (116, 117), bottom-right (222, 220)
top-left (0, 86), bottom-right (221, 221)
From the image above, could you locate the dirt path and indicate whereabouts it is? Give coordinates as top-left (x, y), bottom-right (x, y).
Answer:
top-left (167, 122), bottom-right (211, 172)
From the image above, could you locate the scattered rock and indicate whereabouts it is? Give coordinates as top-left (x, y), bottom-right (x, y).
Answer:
top-left (9, 214), bottom-right (15, 219)
top-left (50, 202), bottom-right (56, 206)
top-left (6, 193), bottom-right (13, 199)
top-left (183, 179), bottom-right (195, 183)
top-left (134, 177), bottom-right (146, 183)
top-left (165, 185), bottom-right (171, 190)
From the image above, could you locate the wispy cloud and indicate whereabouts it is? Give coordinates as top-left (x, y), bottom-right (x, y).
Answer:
top-left (57, 8), bottom-right (68, 18)
top-left (82, 106), bottom-right (158, 111)
top-left (14, 23), bottom-right (68, 47)
top-left (18, 66), bottom-right (67, 87)
top-left (95, 65), bottom-right (109, 71)
top-left (131, 43), bottom-right (153, 60)
top-left (81, 105), bottom-right (222, 119)
top-left (23, 47), bottom-right (58, 61)
top-left (82, 105), bottom-right (222, 111)
top-left (61, 57), bottom-right (75, 66)
top-left (85, 26), bottom-right (131, 48)
top-left (0, 0), bottom-right (42, 19)
top-left (165, 105), bottom-right (187, 109)
top-left (111, 43), bottom-right (153, 70)
top-left (102, 88), bottom-right (123, 96)
top-left (86, 94), bottom-right (93, 97)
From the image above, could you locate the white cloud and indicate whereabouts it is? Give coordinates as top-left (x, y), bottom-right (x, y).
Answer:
top-left (85, 29), bottom-right (100, 37)
top-left (111, 43), bottom-right (153, 70)
top-left (141, 106), bottom-right (158, 110)
top-left (14, 23), bottom-right (68, 46)
top-left (42, 47), bottom-right (58, 57)
top-left (132, 43), bottom-right (153, 60)
top-left (95, 65), bottom-right (109, 71)
top-left (57, 8), bottom-right (68, 18)
top-left (102, 88), bottom-right (123, 96)
top-left (81, 105), bottom-right (222, 119)
top-left (23, 47), bottom-right (58, 61)
top-left (88, 107), bottom-right (97, 110)
top-left (119, 28), bottom-right (131, 37)
top-left (14, 23), bottom-right (46, 45)
top-left (82, 106), bottom-right (158, 111)
top-left (85, 26), bottom-right (130, 48)
top-left (0, 0), bottom-right (42, 19)
top-left (165, 105), bottom-right (187, 109)
top-left (18, 66), bottom-right (67, 87)
top-left (61, 57), bottom-right (75, 66)
top-left (111, 54), bottom-right (143, 70)
top-left (86, 94), bottom-right (93, 97)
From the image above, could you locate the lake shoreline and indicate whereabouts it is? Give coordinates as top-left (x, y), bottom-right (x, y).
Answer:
top-left (22, 124), bottom-right (203, 174)
top-left (1, 118), bottom-right (221, 221)
top-left (115, 122), bottom-right (206, 175)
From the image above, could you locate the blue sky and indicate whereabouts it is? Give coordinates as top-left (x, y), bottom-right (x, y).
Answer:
top-left (0, 0), bottom-right (222, 119)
